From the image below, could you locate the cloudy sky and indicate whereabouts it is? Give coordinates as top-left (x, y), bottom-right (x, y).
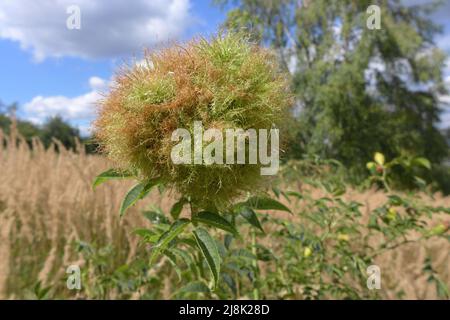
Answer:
top-left (0, 0), bottom-right (449, 135)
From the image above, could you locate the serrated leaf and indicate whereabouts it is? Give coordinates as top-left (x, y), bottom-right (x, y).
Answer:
top-left (193, 228), bottom-right (221, 289)
top-left (239, 206), bottom-right (264, 233)
top-left (93, 168), bottom-right (132, 189)
top-left (119, 179), bottom-right (159, 217)
top-left (150, 219), bottom-right (190, 264)
top-left (242, 196), bottom-right (291, 213)
top-left (192, 211), bottom-right (238, 236)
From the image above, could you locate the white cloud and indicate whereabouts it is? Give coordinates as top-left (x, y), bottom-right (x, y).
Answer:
top-left (0, 0), bottom-right (192, 61)
top-left (23, 76), bottom-right (108, 135)
top-left (22, 57), bottom-right (154, 136)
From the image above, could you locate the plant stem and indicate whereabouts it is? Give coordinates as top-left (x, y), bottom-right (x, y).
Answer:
top-left (251, 229), bottom-right (260, 300)
top-left (382, 170), bottom-right (391, 193)
top-left (190, 201), bottom-right (198, 224)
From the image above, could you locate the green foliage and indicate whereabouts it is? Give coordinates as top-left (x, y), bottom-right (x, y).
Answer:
top-left (74, 241), bottom-right (161, 299)
top-left (238, 195), bottom-right (292, 213)
top-left (87, 26), bottom-right (450, 300)
top-left (0, 107), bottom-right (87, 151)
top-left (151, 219), bottom-right (191, 264)
top-left (365, 152), bottom-right (450, 193)
top-left (170, 198), bottom-right (188, 220)
top-left (217, 0), bottom-right (449, 181)
top-left (0, 113), bottom-right (41, 147)
top-left (90, 156), bottom-right (449, 299)
top-left (423, 256), bottom-right (449, 299)
top-left (237, 206), bottom-right (264, 233)
top-left (119, 179), bottom-right (160, 217)
top-left (192, 211), bottom-right (238, 236)
top-left (40, 116), bottom-right (82, 150)
top-left (193, 228), bottom-right (222, 289)
top-left (366, 151), bottom-right (440, 192)
top-left (92, 168), bottom-right (133, 189)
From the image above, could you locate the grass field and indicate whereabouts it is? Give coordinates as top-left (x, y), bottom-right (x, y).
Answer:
top-left (0, 129), bottom-right (448, 299)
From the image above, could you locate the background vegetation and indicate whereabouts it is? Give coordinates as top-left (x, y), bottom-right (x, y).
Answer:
top-left (0, 128), bottom-right (448, 299)
top-left (0, 0), bottom-right (449, 300)
top-left (0, 101), bottom-right (94, 152)
top-left (218, 0), bottom-right (450, 190)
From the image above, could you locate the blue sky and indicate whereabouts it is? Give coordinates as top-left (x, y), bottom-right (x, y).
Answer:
top-left (0, 0), bottom-right (449, 136)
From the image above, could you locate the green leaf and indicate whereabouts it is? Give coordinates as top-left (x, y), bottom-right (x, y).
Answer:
top-left (193, 228), bottom-right (221, 289)
top-left (192, 211), bottom-right (238, 236)
top-left (170, 198), bottom-right (187, 220)
top-left (388, 195), bottom-right (408, 206)
top-left (272, 186), bottom-right (281, 198)
top-left (414, 176), bottom-right (427, 189)
top-left (170, 247), bottom-right (195, 266)
top-left (132, 228), bottom-right (160, 244)
top-left (119, 179), bottom-right (159, 217)
top-left (412, 157), bottom-right (431, 170)
top-left (239, 206), bottom-right (264, 233)
top-left (132, 228), bottom-right (155, 237)
top-left (368, 215), bottom-right (379, 230)
top-left (285, 191), bottom-right (303, 199)
top-left (224, 234), bottom-right (233, 249)
top-left (231, 248), bottom-right (257, 260)
top-left (241, 196), bottom-right (291, 213)
top-left (93, 168), bottom-right (132, 189)
top-left (164, 250), bottom-right (182, 282)
top-left (222, 273), bottom-right (237, 296)
top-left (178, 237), bottom-right (198, 249)
top-left (175, 281), bottom-right (210, 296)
top-left (150, 219), bottom-right (190, 264)
top-left (435, 277), bottom-right (449, 299)
top-left (255, 244), bottom-right (275, 261)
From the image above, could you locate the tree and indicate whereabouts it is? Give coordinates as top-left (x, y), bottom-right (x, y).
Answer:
top-left (445, 128), bottom-right (450, 146)
top-left (40, 115), bottom-right (82, 150)
top-left (216, 0), bottom-right (449, 178)
top-left (0, 102), bottom-right (84, 151)
top-left (0, 102), bottom-right (41, 146)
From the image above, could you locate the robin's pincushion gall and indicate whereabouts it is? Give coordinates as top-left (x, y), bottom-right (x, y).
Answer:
top-left (94, 34), bottom-right (292, 209)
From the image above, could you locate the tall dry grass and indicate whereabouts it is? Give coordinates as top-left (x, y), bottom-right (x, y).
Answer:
top-left (0, 126), bottom-right (448, 299)
top-left (0, 127), bottom-right (175, 299)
